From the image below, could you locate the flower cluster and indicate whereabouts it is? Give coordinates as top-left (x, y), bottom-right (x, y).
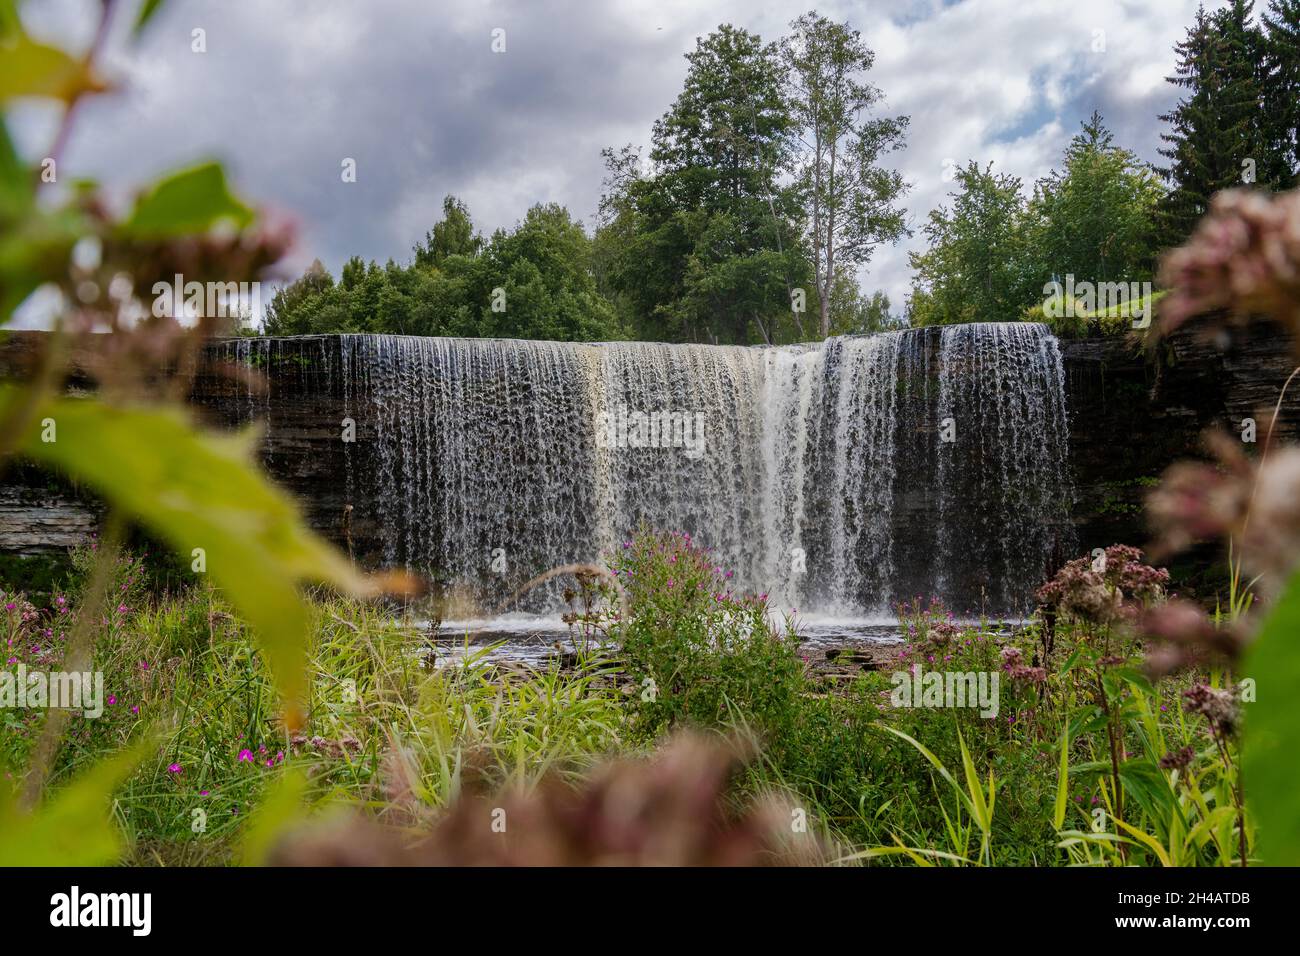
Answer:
top-left (1149, 432), bottom-right (1300, 606)
top-left (1135, 187), bottom-right (1300, 682)
top-left (1140, 598), bottom-right (1245, 677)
top-left (1036, 545), bottom-right (1169, 625)
top-left (1158, 744), bottom-right (1196, 771)
top-left (1182, 683), bottom-right (1240, 738)
top-left (267, 732), bottom-right (823, 866)
top-left (1157, 188), bottom-right (1300, 351)
top-left (895, 596), bottom-right (959, 645)
top-left (998, 645), bottom-right (1046, 684)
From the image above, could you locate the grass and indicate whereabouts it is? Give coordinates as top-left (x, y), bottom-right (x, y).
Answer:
top-left (1, 535), bottom-right (1253, 867)
top-left (4, 570), bottom-right (631, 865)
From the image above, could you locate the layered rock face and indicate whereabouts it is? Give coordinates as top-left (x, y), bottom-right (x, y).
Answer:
top-left (1061, 321), bottom-right (1297, 582)
top-left (1, 323), bottom-right (1295, 605)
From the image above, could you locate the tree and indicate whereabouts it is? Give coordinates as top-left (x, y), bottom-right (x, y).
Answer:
top-left (260, 204), bottom-right (623, 342)
top-left (414, 195), bottom-right (482, 269)
top-left (263, 259), bottom-right (333, 335)
top-left (597, 25), bottom-right (806, 345)
top-left (1261, 0), bottom-right (1300, 185)
top-left (1156, 2), bottom-right (1272, 247)
top-left (477, 203), bottom-right (624, 341)
top-left (1026, 112), bottom-right (1164, 286)
top-left (784, 12), bottom-right (910, 339)
top-left (827, 281), bottom-right (898, 335)
top-left (907, 162), bottom-right (1034, 326)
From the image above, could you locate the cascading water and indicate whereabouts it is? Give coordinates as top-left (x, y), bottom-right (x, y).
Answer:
top-left (217, 322), bottom-right (1075, 617)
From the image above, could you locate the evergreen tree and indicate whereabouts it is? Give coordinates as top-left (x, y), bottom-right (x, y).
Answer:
top-left (597, 25), bottom-right (806, 345)
top-left (1156, 2), bottom-right (1270, 247)
top-left (1262, 0), bottom-right (1300, 184)
top-left (414, 195), bottom-right (482, 269)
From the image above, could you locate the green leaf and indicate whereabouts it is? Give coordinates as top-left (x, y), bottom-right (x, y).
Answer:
top-left (1053, 726), bottom-right (1070, 830)
top-left (0, 739), bottom-right (149, 866)
top-left (0, 117), bottom-right (33, 222)
top-left (1113, 817), bottom-right (1173, 867)
top-left (122, 162), bottom-right (254, 238)
top-left (133, 0), bottom-right (167, 37)
top-left (1243, 565), bottom-right (1300, 864)
top-left (0, 203), bottom-right (85, 323)
top-left (240, 768), bottom-right (309, 866)
top-left (0, 0), bottom-right (20, 38)
top-left (4, 389), bottom-right (371, 725)
top-left (0, 29), bottom-right (107, 103)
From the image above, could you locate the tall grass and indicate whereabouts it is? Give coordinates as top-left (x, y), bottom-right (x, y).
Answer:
top-left (3, 571), bottom-right (629, 865)
top-left (2, 534), bottom-right (1252, 866)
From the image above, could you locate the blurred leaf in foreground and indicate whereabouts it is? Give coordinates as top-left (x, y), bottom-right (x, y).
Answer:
top-left (0, 738), bottom-right (148, 866)
top-left (133, 0), bottom-right (168, 38)
top-left (122, 161), bottom-right (255, 239)
top-left (1243, 566), bottom-right (1300, 864)
top-left (0, 26), bottom-right (108, 104)
top-left (240, 767), bottom-right (309, 866)
top-left (2, 387), bottom-right (380, 726)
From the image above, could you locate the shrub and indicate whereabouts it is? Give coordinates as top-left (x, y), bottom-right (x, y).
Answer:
top-left (606, 529), bottom-right (804, 751)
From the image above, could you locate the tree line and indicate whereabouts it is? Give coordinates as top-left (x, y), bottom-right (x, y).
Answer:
top-left (264, 2), bottom-right (1300, 342)
top-left (911, 0), bottom-right (1300, 327)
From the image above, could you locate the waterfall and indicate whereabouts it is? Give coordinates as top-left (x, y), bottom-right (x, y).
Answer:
top-left (218, 322), bottom-right (1075, 616)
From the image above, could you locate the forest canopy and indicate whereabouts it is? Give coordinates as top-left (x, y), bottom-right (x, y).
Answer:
top-left (264, 2), bottom-right (1300, 343)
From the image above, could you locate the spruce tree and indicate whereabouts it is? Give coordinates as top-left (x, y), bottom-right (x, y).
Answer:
top-left (1262, 0), bottom-right (1300, 184)
top-left (1156, 2), bottom-right (1269, 247)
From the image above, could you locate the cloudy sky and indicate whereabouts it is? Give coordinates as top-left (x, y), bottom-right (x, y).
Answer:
top-left (13, 0), bottom-right (1227, 325)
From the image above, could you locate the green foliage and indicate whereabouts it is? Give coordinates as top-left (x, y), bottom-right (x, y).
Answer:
top-left (830, 285), bottom-right (902, 335)
top-left (413, 194), bottom-right (482, 269)
top-left (0, 0), bottom-right (393, 861)
top-left (1024, 289), bottom-right (1168, 339)
top-left (132, 0), bottom-right (167, 37)
top-left (480, 203), bottom-right (624, 341)
top-left (784, 12), bottom-right (911, 338)
top-left (597, 25), bottom-right (807, 345)
top-left (122, 162), bottom-right (254, 238)
top-left (0, 116), bottom-right (85, 321)
top-left (0, 740), bottom-right (150, 866)
top-left (1243, 565), bottom-right (1300, 863)
top-left (0, 543), bottom-right (1258, 866)
top-left (909, 116), bottom-right (1164, 329)
top-left (1261, 1), bottom-right (1300, 183)
top-left (0, 553), bottom-right (69, 605)
top-left (908, 162), bottom-right (1037, 326)
top-left (0, 14), bottom-right (105, 104)
top-left (1025, 112), bottom-right (1164, 287)
top-left (1157, 1), bottom-right (1298, 246)
top-left (607, 530), bottom-right (804, 747)
top-left (264, 198), bottom-right (625, 342)
top-left (4, 391), bottom-right (369, 723)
